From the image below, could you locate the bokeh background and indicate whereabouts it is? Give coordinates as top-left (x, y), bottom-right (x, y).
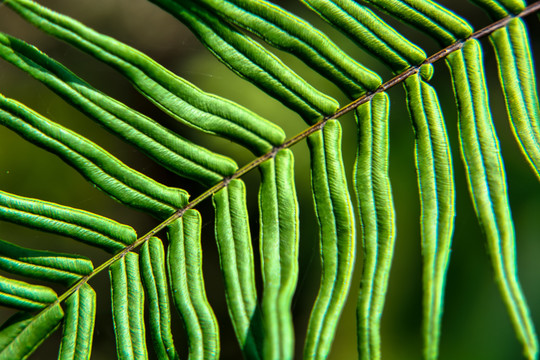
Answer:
top-left (0, 0), bottom-right (539, 359)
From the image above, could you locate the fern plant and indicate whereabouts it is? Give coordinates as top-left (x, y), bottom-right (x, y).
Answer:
top-left (0, 0), bottom-right (539, 359)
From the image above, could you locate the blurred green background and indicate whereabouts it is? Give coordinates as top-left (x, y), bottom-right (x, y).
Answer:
top-left (0, 0), bottom-right (539, 359)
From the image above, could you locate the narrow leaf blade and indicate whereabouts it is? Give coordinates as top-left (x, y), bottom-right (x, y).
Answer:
top-left (190, 0), bottom-right (382, 97)
top-left (360, 0), bottom-right (472, 46)
top-left (149, 0), bottom-right (339, 124)
top-left (110, 253), bottom-right (148, 360)
top-left (58, 284), bottom-right (96, 360)
top-left (404, 73), bottom-right (455, 360)
top-left (168, 211), bottom-right (220, 360)
top-left (140, 237), bottom-right (179, 360)
top-left (447, 39), bottom-right (538, 359)
top-left (258, 149), bottom-right (299, 360)
top-left (213, 179), bottom-right (263, 360)
top-left (0, 190), bottom-right (136, 253)
top-left (489, 18), bottom-right (540, 182)
top-left (354, 93), bottom-right (396, 360)
top-left (6, 0), bottom-right (285, 155)
top-left (0, 238), bottom-right (93, 286)
top-left (0, 94), bottom-right (188, 219)
top-left (0, 276), bottom-right (57, 312)
top-left (304, 120), bottom-right (356, 360)
top-left (0, 304), bottom-right (64, 360)
top-left (0, 32), bottom-right (237, 186)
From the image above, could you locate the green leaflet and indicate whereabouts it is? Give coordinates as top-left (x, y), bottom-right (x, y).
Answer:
top-left (0, 304), bottom-right (64, 360)
top-left (110, 252), bottom-right (148, 360)
top-left (58, 284), bottom-right (96, 360)
top-left (168, 211), bottom-right (219, 360)
top-left (360, 0), bottom-right (472, 46)
top-left (354, 93), bottom-right (395, 360)
top-left (0, 94), bottom-right (188, 219)
top-left (148, 0), bottom-right (339, 124)
top-left (0, 238), bottom-right (93, 286)
top-left (0, 276), bottom-right (57, 311)
top-left (304, 120), bottom-right (356, 360)
top-left (212, 179), bottom-right (263, 360)
top-left (471, 0), bottom-right (538, 184)
top-left (489, 18), bottom-right (540, 182)
top-left (470, 0), bottom-right (525, 19)
top-left (190, 0), bottom-right (382, 98)
top-left (0, 190), bottom-right (136, 253)
top-left (404, 73), bottom-right (455, 360)
top-left (446, 39), bottom-right (538, 360)
top-left (5, 0), bottom-right (285, 155)
top-left (0, 33), bottom-right (237, 186)
top-left (302, 0), bottom-right (429, 75)
top-left (258, 149), bottom-right (299, 360)
top-left (140, 237), bottom-right (179, 360)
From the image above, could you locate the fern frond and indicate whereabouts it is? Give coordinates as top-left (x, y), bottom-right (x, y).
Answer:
top-left (0, 1), bottom-right (539, 359)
